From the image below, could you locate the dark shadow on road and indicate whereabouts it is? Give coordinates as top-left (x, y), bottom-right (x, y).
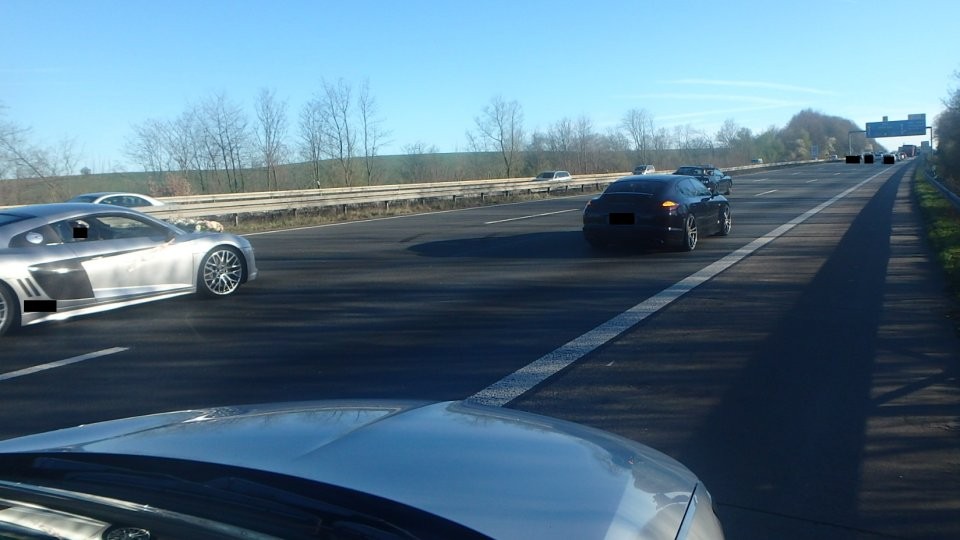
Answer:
top-left (677, 166), bottom-right (929, 538)
top-left (407, 230), bottom-right (737, 259)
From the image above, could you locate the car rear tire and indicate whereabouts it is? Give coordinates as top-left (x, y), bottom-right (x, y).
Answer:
top-left (680, 215), bottom-right (698, 251)
top-left (197, 246), bottom-right (245, 298)
top-left (716, 206), bottom-right (732, 236)
top-left (0, 282), bottom-right (20, 337)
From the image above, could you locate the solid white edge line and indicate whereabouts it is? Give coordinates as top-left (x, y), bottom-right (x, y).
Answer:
top-left (0, 347), bottom-right (130, 382)
top-left (468, 170), bottom-right (886, 407)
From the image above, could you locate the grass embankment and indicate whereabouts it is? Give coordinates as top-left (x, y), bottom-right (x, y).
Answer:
top-left (913, 167), bottom-right (960, 312)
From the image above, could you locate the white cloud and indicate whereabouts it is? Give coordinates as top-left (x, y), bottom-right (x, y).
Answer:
top-left (662, 79), bottom-right (838, 96)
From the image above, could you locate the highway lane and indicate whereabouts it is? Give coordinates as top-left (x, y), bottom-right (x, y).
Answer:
top-left (513, 162), bottom-right (960, 539)
top-left (1, 161), bottom-right (957, 538)
top-left (0, 162), bottom-right (929, 425)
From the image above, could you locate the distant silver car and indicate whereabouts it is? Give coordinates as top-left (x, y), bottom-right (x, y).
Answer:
top-left (0, 203), bottom-right (257, 336)
top-left (67, 191), bottom-right (166, 208)
top-left (533, 170), bottom-right (572, 181)
top-left (633, 164), bottom-right (656, 175)
top-left (0, 399), bottom-right (725, 539)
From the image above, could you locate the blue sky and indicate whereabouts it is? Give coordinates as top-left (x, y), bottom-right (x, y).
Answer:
top-left (2, 0), bottom-right (957, 172)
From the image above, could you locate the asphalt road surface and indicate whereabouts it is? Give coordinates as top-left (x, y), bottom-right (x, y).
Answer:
top-left (2, 161), bottom-right (958, 539)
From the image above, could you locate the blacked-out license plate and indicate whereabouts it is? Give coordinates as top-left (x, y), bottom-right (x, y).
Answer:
top-left (609, 213), bottom-right (635, 225)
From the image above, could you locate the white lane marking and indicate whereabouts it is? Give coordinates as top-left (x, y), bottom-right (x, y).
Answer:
top-left (806, 179), bottom-right (819, 183)
top-left (485, 209), bottom-right (578, 225)
top-left (0, 347), bottom-right (129, 382)
top-left (469, 170), bottom-right (885, 407)
top-left (756, 189), bottom-right (779, 196)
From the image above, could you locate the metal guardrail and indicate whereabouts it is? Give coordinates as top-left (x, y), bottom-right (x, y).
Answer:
top-left (921, 163), bottom-right (960, 210)
top-left (137, 160), bottom-right (819, 222)
top-left (0, 159), bottom-right (824, 221)
top-left (139, 173), bottom-right (626, 222)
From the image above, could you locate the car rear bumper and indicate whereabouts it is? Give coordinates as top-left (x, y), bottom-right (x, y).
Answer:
top-left (583, 223), bottom-right (684, 247)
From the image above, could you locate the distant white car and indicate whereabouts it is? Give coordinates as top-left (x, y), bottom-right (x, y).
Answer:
top-left (533, 170), bottom-right (572, 181)
top-left (67, 192), bottom-right (165, 208)
top-left (633, 164), bottom-right (656, 175)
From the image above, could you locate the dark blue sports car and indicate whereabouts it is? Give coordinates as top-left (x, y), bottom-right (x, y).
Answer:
top-left (583, 174), bottom-right (731, 251)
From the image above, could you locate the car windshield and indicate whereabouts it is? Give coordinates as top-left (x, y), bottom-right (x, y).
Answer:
top-left (0, 453), bottom-right (489, 540)
top-left (1, 4), bottom-right (957, 540)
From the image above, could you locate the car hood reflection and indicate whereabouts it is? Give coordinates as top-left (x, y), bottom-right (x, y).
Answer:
top-left (0, 400), bottom-right (701, 539)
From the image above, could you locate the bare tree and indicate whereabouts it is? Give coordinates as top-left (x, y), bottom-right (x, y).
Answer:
top-left (0, 103), bottom-right (36, 180)
top-left (320, 78), bottom-right (356, 186)
top-left (546, 117), bottom-right (575, 172)
top-left (471, 96), bottom-right (525, 177)
top-left (124, 118), bottom-right (169, 175)
top-left (168, 107), bottom-right (209, 192)
top-left (358, 80), bottom-right (389, 185)
top-left (715, 118), bottom-right (740, 149)
top-left (200, 93), bottom-right (249, 192)
top-left (621, 108), bottom-right (654, 163)
top-left (46, 136), bottom-right (82, 176)
top-left (652, 127), bottom-right (672, 163)
top-left (600, 128), bottom-right (631, 172)
top-left (524, 130), bottom-right (550, 175)
top-left (674, 124), bottom-right (712, 163)
top-left (573, 116), bottom-right (595, 174)
top-left (254, 88), bottom-right (288, 190)
top-left (298, 97), bottom-right (327, 188)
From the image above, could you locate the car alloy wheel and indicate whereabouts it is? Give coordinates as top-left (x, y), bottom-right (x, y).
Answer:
top-left (198, 246), bottom-right (244, 297)
top-left (718, 206), bottom-right (732, 236)
top-left (0, 283), bottom-right (18, 337)
top-left (682, 215), bottom-right (698, 251)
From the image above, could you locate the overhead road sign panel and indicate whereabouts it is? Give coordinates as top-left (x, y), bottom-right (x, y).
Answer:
top-left (866, 114), bottom-right (927, 138)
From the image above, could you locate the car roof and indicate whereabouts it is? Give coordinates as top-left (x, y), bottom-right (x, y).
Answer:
top-left (1, 202), bottom-right (146, 222)
top-left (69, 192), bottom-right (161, 201)
top-left (615, 174), bottom-right (680, 183)
top-left (72, 191), bottom-right (144, 197)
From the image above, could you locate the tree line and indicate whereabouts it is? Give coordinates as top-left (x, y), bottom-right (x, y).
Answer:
top-left (934, 70), bottom-right (960, 186)
top-left (2, 81), bottom-right (890, 196)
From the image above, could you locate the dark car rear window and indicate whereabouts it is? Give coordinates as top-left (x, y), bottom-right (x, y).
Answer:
top-left (605, 180), bottom-right (667, 196)
top-left (674, 167), bottom-right (704, 176)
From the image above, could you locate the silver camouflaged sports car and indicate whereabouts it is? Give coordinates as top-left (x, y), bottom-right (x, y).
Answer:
top-left (0, 203), bottom-right (257, 336)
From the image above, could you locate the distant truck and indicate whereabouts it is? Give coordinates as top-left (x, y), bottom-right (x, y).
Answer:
top-left (898, 145), bottom-right (918, 158)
